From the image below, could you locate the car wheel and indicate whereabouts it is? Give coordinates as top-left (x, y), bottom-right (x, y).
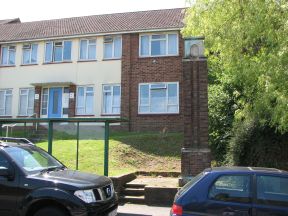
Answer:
top-left (34, 206), bottom-right (68, 216)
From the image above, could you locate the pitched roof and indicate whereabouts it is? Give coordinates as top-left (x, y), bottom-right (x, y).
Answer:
top-left (0, 18), bottom-right (21, 25)
top-left (0, 8), bottom-right (185, 43)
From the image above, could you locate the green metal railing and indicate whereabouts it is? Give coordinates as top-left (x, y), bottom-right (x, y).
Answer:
top-left (0, 118), bottom-right (127, 176)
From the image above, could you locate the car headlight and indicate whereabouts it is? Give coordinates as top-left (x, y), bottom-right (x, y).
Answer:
top-left (74, 189), bottom-right (96, 203)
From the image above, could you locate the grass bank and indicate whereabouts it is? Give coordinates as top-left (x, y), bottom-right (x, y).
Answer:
top-left (37, 132), bottom-right (182, 176)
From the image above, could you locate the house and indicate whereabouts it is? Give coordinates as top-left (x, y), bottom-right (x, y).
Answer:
top-left (0, 8), bottom-right (187, 132)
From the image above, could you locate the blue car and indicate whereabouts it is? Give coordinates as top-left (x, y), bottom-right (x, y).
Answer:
top-left (171, 167), bottom-right (288, 216)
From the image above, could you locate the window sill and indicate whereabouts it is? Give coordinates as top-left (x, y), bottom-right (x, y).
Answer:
top-left (43, 61), bottom-right (73, 65)
top-left (0, 116), bottom-right (12, 118)
top-left (77, 59), bottom-right (97, 63)
top-left (102, 58), bottom-right (121, 61)
top-left (101, 114), bottom-right (120, 116)
top-left (137, 113), bottom-right (180, 117)
top-left (0, 65), bottom-right (15, 68)
top-left (20, 63), bottom-right (38, 66)
top-left (75, 114), bottom-right (95, 117)
top-left (138, 55), bottom-right (179, 59)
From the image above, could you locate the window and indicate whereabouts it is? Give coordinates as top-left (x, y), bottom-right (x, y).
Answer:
top-left (22, 44), bottom-right (38, 64)
top-left (19, 88), bottom-right (35, 116)
top-left (76, 86), bottom-right (94, 115)
top-left (257, 175), bottom-right (288, 206)
top-left (0, 89), bottom-right (12, 116)
top-left (0, 153), bottom-right (10, 169)
top-left (140, 33), bottom-right (178, 57)
top-left (102, 85), bottom-right (121, 115)
top-left (45, 41), bottom-right (72, 63)
top-left (138, 82), bottom-right (179, 114)
top-left (41, 88), bottom-right (49, 115)
top-left (209, 175), bottom-right (252, 203)
top-left (79, 39), bottom-right (96, 60)
top-left (0, 45), bottom-right (16, 65)
top-left (103, 36), bottom-right (122, 59)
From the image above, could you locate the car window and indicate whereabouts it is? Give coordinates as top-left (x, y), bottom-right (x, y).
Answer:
top-left (209, 175), bottom-right (251, 203)
top-left (0, 153), bottom-right (9, 169)
top-left (257, 175), bottom-right (288, 207)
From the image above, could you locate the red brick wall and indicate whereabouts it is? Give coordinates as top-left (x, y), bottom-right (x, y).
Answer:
top-left (34, 86), bottom-right (42, 118)
top-left (121, 32), bottom-right (184, 132)
top-left (68, 84), bottom-right (76, 117)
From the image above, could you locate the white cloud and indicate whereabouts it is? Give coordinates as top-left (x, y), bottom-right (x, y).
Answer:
top-left (1, 0), bottom-right (187, 22)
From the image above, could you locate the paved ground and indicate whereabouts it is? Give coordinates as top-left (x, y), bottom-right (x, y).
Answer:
top-left (117, 204), bottom-right (171, 216)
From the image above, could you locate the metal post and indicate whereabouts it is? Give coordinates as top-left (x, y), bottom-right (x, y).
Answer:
top-left (76, 122), bottom-right (80, 170)
top-left (104, 121), bottom-right (110, 176)
top-left (48, 121), bottom-right (53, 155)
top-left (24, 122), bottom-right (27, 137)
top-left (0, 124), bottom-right (2, 136)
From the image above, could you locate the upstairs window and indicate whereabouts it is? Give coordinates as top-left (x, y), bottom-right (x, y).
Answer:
top-left (79, 39), bottom-right (97, 60)
top-left (140, 33), bottom-right (178, 57)
top-left (103, 36), bottom-right (122, 59)
top-left (138, 82), bottom-right (179, 114)
top-left (22, 44), bottom-right (38, 65)
top-left (19, 88), bottom-right (35, 116)
top-left (0, 89), bottom-right (12, 116)
top-left (76, 86), bottom-right (94, 115)
top-left (45, 41), bottom-right (72, 63)
top-left (1, 45), bottom-right (16, 65)
top-left (102, 84), bottom-right (121, 115)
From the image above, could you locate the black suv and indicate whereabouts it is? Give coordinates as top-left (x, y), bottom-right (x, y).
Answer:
top-left (0, 138), bottom-right (118, 216)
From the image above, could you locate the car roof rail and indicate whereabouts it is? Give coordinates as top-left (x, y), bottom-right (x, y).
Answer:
top-left (0, 137), bottom-right (35, 146)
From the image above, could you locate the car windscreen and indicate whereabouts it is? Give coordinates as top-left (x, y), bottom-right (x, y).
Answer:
top-left (4, 146), bottom-right (63, 174)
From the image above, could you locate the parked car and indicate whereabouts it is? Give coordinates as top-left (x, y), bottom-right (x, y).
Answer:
top-left (171, 167), bottom-right (288, 216)
top-left (0, 138), bottom-right (118, 216)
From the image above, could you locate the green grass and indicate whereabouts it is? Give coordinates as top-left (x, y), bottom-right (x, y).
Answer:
top-left (36, 131), bottom-right (182, 176)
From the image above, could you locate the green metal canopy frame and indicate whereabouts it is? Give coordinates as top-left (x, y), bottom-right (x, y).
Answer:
top-left (0, 118), bottom-right (128, 176)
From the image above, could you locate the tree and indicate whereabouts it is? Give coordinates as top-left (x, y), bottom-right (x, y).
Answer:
top-left (183, 0), bottom-right (288, 166)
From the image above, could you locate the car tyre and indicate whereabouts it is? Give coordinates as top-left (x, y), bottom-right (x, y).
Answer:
top-left (34, 206), bottom-right (68, 216)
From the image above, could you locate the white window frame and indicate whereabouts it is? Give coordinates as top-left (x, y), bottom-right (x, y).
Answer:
top-left (41, 88), bottom-right (49, 116)
top-left (103, 35), bottom-right (122, 59)
top-left (0, 89), bottom-right (13, 116)
top-left (76, 86), bottom-right (94, 115)
top-left (22, 44), bottom-right (38, 65)
top-left (138, 82), bottom-right (179, 114)
top-left (102, 84), bottom-right (121, 115)
top-left (0, 45), bottom-right (16, 66)
top-left (44, 40), bottom-right (72, 63)
top-left (79, 39), bottom-right (97, 60)
top-left (18, 88), bottom-right (35, 116)
top-left (139, 33), bottom-right (179, 57)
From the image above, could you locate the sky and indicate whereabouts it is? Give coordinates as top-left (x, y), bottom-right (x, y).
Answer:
top-left (0, 0), bottom-right (188, 22)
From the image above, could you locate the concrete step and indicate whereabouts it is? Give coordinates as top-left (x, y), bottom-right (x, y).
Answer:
top-left (120, 195), bottom-right (145, 204)
top-left (125, 183), bottom-right (146, 189)
top-left (122, 188), bottom-right (145, 196)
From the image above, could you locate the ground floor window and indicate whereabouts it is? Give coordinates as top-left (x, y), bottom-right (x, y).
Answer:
top-left (138, 82), bottom-right (179, 114)
top-left (102, 84), bottom-right (121, 115)
top-left (19, 88), bottom-right (35, 116)
top-left (41, 88), bottom-right (49, 115)
top-left (0, 89), bottom-right (12, 116)
top-left (76, 86), bottom-right (94, 115)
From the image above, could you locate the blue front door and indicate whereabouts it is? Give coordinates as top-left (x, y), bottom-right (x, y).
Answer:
top-left (48, 88), bottom-right (62, 118)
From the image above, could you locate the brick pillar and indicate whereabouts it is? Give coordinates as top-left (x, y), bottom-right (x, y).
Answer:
top-left (120, 33), bottom-right (132, 131)
top-left (68, 84), bottom-right (76, 117)
top-left (180, 58), bottom-right (211, 186)
top-left (34, 86), bottom-right (42, 118)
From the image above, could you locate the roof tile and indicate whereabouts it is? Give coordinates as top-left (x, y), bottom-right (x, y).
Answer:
top-left (0, 8), bottom-right (185, 42)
